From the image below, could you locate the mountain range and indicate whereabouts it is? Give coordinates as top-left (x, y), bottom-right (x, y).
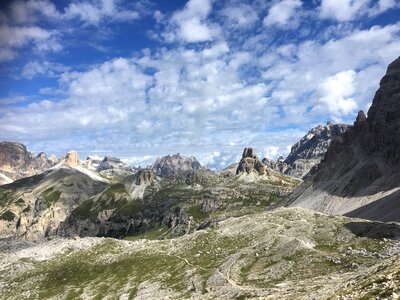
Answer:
top-left (1, 57), bottom-right (400, 299)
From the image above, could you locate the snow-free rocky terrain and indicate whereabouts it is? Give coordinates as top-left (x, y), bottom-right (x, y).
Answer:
top-left (1, 208), bottom-right (400, 299)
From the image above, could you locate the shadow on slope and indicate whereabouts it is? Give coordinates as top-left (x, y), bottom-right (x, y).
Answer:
top-left (344, 219), bottom-right (400, 240)
top-left (345, 188), bottom-right (400, 223)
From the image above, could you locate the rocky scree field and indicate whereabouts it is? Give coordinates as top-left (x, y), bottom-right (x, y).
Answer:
top-left (1, 207), bottom-right (400, 299)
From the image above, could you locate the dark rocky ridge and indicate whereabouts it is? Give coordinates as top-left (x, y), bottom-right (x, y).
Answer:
top-left (288, 56), bottom-right (400, 222)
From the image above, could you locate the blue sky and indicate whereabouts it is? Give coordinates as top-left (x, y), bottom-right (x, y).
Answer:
top-left (0, 0), bottom-right (399, 169)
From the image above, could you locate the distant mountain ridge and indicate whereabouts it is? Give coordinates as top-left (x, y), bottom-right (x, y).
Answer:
top-left (283, 122), bottom-right (350, 178)
top-left (150, 153), bottom-right (202, 175)
top-left (0, 141), bottom-right (58, 184)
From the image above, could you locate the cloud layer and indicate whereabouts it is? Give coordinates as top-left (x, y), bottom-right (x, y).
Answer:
top-left (0, 0), bottom-right (399, 169)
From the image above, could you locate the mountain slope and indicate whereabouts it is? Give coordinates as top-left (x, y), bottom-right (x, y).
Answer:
top-left (287, 56), bottom-right (400, 222)
top-left (0, 147), bottom-right (300, 241)
top-left (1, 207), bottom-right (399, 299)
top-left (0, 166), bottom-right (109, 240)
top-left (59, 167), bottom-right (298, 239)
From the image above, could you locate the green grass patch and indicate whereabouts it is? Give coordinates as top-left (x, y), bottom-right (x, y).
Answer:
top-left (41, 187), bottom-right (61, 207)
top-left (124, 226), bottom-right (170, 241)
top-left (0, 189), bottom-right (14, 207)
top-left (73, 199), bottom-right (98, 221)
top-left (188, 204), bottom-right (209, 220)
top-left (24, 240), bottom-right (188, 299)
top-left (15, 198), bottom-right (25, 205)
top-left (116, 199), bottom-right (144, 216)
top-left (0, 210), bottom-right (16, 221)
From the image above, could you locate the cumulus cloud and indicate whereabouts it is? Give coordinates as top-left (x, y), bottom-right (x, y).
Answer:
top-left (0, 24), bottom-right (59, 61)
top-left (62, 0), bottom-right (144, 25)
top-left (160, 0), bottom-right (221, 43)
top-left (263, 0), bottom-right (302, 28)
top-left (317, 70), bottom-right (357, 117)
top-left (261, 23), bottom-right (400, 122)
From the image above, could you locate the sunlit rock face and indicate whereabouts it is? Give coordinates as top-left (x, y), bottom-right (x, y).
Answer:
top-left (64, 150), bottom-right (80, 167)
top-left (283, 123), bottom-right (349, 178)
top-left (150, 153), bottom-right (202, 175)
top-left (0, 141), bottom-right (59, 182)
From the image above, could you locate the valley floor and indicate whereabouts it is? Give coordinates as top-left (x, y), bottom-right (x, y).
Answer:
top-left (1, 207), bottom-right (400, 300)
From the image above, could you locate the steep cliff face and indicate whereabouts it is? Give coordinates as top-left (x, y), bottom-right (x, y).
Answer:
top-left (288, 57), bottom-right (400, 222)
top-left (0, 142), bottom-right (59, 182)
top-left (283, 123), bottom-right (349, 178)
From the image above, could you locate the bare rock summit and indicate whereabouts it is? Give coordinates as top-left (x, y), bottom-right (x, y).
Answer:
top-left (64, 150), bottom-right (80, 167)
top-left (150, 153), bottom-right (202, 175)
top-left (236, 147), bottom-right (267, 175)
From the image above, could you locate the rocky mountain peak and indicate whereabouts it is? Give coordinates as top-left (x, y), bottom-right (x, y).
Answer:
top-left (283, 122), bottom-right (350, 178)
top-left (150, 153), bottom-right (202, 176)
top-left (236, 147), bottom-right (267, 175)
top-left (242, 147), bottom-right (257, 159)
top-left (355, 110), bottom-right (367, 124)
top-left (0, 141), bottom-right (58, 182)
top-left (96, 155), bottom-right (136, 176)
top-left (65, 150), bottom-right (80, 167)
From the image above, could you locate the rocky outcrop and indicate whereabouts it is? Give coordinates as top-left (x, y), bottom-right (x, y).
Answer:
top-left (81, 155), bottom-right (137, 177)
top-left (288, 56), bottom-right (400, 222)
top-left (150, 153), bottom-right (202, 176)
top-left (0, 141), bottom-right (59, 182)
top-left (236, 147), bottom-right (267, 175)
top-left (263, 156), bottom-right (289, 173)
top-left (97, 156), bottom-right (137, 177)
top-left (64, 150), bottom-right (80, 167)
top-left (81, 155), bottom-right (103, 171)
top-left (283, 122), bottom-right (349, 178)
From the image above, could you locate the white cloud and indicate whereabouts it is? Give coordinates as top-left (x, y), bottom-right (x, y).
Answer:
top-left (162, 0), bottom-right (221, 43)
top-left (8, 0), bottom-right (59, 24)
top-left (261, 23), bottom-right (400, 121)
top-left (7, 0), bottom-right (145, 26)
top-left (63, 0), bottom-right (141, 25)
top-left (221, 4), bottom-right (259, 28)
top-left (0, 24), bottom-right (51, 47)
top-left (0, 24), bottom-right (59, 61)
top-left (0, 0), bottom-right (149, 61)
top-left (263, 146), bottom-right (279, 159)
top-left (317, 70), bottom-right (358, 116)
top-left (319, 0), bottom-right (398, 22)
top-left (263, 0), bottom-right (302, 27)
top-left (22, 61), bottom-right (69, 79)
